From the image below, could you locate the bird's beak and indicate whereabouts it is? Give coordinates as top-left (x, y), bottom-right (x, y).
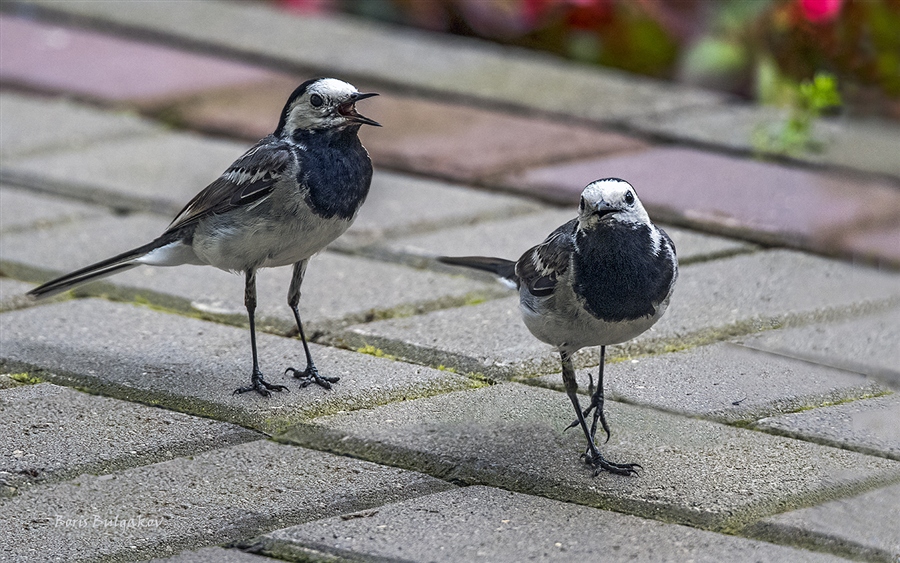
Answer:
top-left (338, 93), bottom-right (381, 127)
top-left (593, 201), bottom-right (617, 219)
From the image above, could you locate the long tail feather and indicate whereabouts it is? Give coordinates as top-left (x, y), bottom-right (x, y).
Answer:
top-left (437, 255), bottom-right (518, 284)
top-left (27, 236), bottom-right (171, 300)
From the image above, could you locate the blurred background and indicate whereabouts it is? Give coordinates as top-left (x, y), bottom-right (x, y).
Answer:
top-left (276, 0), bottom-right (900, 121)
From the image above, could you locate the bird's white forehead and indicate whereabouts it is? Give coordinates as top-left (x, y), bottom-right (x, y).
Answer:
top-left (582, 178), bottom-right (635, 204)
top-left (307, 78), bottom-right (359, 99)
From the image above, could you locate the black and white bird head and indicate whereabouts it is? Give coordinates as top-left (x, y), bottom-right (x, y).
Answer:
top-left (276, 77), bottom-right (380, 137)
top-left (577, 178), bottom-right (650, 230)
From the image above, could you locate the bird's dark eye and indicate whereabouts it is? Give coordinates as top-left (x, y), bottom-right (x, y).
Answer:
top-left (624, 191), bottom-right (635, 205)
top-left (579, 197), bottom-right (586, 211)
top-left (310, 94), bottom-right (324, 107)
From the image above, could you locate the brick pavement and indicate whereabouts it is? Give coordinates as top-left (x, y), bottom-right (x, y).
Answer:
top-left (1, 3), bottom-right (899, 562)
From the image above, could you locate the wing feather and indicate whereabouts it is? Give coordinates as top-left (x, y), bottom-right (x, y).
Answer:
top-left (166, 137), bottom-right (293, 233)
top-left (515, 219), bottom-right (577, 297)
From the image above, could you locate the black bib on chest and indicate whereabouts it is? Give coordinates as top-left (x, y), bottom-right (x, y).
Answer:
top-left (294, 127), bottom-right (373, 220)
top-left (573, 222), bottom-right (674, 322)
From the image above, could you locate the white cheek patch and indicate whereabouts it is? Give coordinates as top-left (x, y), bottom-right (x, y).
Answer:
top-left (648, 226), bottom-right (662, 255)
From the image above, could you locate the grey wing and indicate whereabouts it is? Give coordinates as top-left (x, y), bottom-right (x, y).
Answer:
top-left (165, 136), bottom-right (294, 233)
top-left (515, 219), bottom-right (577, 297)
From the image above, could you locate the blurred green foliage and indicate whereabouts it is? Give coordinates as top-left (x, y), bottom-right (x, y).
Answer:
top-left (753, 72), bottom-right (843, 156)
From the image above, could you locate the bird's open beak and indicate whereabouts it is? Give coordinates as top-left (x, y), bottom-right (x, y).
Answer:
top-left (338, 92), bottom-right (381, 127)
top-left (593, 201), bottom-right (617, 219)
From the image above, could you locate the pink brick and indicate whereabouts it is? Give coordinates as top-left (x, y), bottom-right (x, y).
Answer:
top-left (0, 15), bottom-right (283, 103)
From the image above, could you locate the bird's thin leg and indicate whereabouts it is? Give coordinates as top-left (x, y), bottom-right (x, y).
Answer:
top-left (284, 260), bottom-right (339, 389)
top-left (561, 350), bottom-right (638, 476)
top-left (565, 346), bottom-right (611, 443)
top-left (233, 270), bottom-right (288, 397)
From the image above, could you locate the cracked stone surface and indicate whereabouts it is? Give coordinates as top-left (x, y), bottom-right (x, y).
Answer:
top-left (0, 299), bottom-right (476, 434)
top-left (746, 482), bottom-right (900, 562)
top-left (754, 393), bottom-right (900, 461)
top-left (0, 440), bottom-right (453, 563)
top-left (0, 382), bottom-right (259, 494)
top-left (255, 486), bottom-right (850, 563)
top-left (279, 382), bottom-right (900, 531)
top-left (533, 342), bottom-right (886, 424)
top-left (739, 306), bottom-right (900, 390)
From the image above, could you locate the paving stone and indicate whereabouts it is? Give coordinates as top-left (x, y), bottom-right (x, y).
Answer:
top-left (167, 77), bottom-right (648, 181)
top-left (838, 222), bottom-right (900, 269)
top-left (739, 307), bottom-right (900, 390)
top-left (745, 482), bottom-right (900, 562)
top-left (356, 92), bottom-right (649, 182)
top-left (533, 343), bottom-right (885, 425)
top-left (754, 394), bottom-right (900, 462)
top-left (146, 547), bottom-right (276, 562)
top-left (279, 382), bottom-right (900, 531)
top-left (27, 0), bottom-right (727, 123)
top-left (502, 147), bottom-right (900, 260)
top-left (0, 15), bottom-right (282, 104)
top-left (0, 278), bottom-right (37, 313)
top-left (256, 486), bottom-right (848, 563)
top-left (0, 382), bottom-right (260, 494)
top-left (0, 184), bottom-right (104, 233)
top-left (628, 104), bottom-right (900, 180)
top-left (380, 206), bottom-right (754, 267)
top-left (339, 170), bottom-right (543, 248)
top-left (332, 250), bottom-right (900, 378)
top-left (0, 439), bottom-right (454, 563)
top-left (0, 91), bottom-right (160, 159)
top-left (0, 299), bottom-right (476, 434)
top-left (0, 211), bottom-right (500, 334)
top-left (3, 132), bottom-right (248, 213)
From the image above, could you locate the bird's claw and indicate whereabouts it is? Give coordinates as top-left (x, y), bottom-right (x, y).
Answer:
top-left (581, 451), bottom-right (641, 477)
top-left (285, 365), bottom-right (339, 389)
top-left (233, 372), bottom-right (289, 397)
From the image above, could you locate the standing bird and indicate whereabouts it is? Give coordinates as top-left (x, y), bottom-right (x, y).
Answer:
top-left (440, 178), bottom-right (677, 475)
top-left (27, 77), bottom-right (380, 397)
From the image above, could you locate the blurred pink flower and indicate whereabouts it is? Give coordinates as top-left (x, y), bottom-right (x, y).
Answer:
top-left (798, 0), bottom-right (843, 23)
top-left (279, 0), bottom-right (333, 15)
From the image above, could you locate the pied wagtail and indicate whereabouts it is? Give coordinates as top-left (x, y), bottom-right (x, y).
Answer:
top-left (27, 77), bottom-right (380, 397)
top-left (440, 178), bottom-right (677, 475)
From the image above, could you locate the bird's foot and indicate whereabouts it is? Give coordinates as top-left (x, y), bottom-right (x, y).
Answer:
top-left (564, 395), bottom-right (611, 443)
top-left (285, 365), bottom-right (339, 390)
top-left (233, 371), bottom-right (289, 397)
top-left (581, 450), bottom-right (641, 477)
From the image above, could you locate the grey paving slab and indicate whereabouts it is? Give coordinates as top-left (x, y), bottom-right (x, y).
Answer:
top-left (0, 211), bottom-right (501, 334)
top-left (27, 0), bottom-right (726, 123)
top-left (746, 482), bottom-right (900, 563)
top-left (0, 184), bottom-right (105, 233)
top-left (332, 250), bottom-right (900, 378)
top-left (337, 170), bottom-right (542, 249)
top-left (0, 277), bottom-right (37, 312)
top-left (279, 382), bottom-right (900, 531)
top-left (754, 394), bottom-right (900, 462)
top-left (0, 382), bottom-right (259, 495)
top-left (2, 132), bottom-right (248, 213)
top-left (145, 546), bottom-right (276, 562)
top-left (0, 439), bottom-right (454, 563)
top-left (739, 307), bottom-right (900, 390)
top-left (533, 343), bottom-right (886, 425)
top-left (256, 486), bottom-right (849, 563)
top-left (0, 298), bottom-right (476, 434)
top-left (0, 91), bottom-right (159, 159)
top-left (380, 206), bottom-right (754, 268)
top-left (628, 104), bottom-right (900, 180)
